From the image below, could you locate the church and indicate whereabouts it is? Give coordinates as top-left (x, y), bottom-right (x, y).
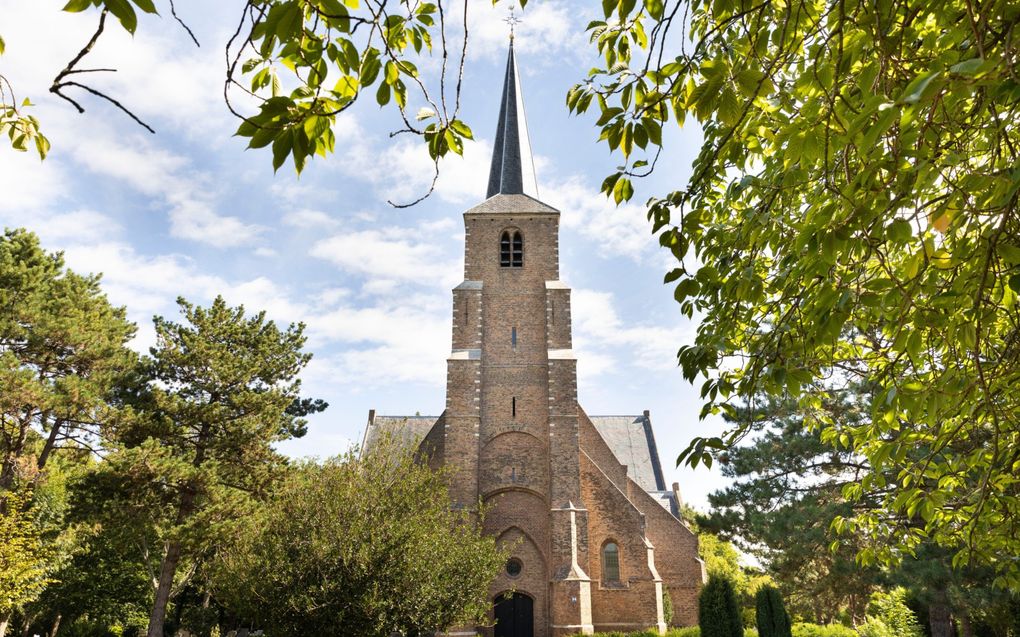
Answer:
top-left (361, 41), bottom-right (706, 637)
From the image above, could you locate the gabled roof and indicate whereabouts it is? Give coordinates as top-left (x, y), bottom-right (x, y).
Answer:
top-left (361, 414), bottom-right (440, 454)
top-left (486, 41), bottom-right (540, 200)
top-left (465, 193), bottom-right (558, 215)
top-left (589, 414), bottom-right (668, 493)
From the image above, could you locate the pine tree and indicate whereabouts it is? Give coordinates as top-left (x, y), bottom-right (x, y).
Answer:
top-left (699, 575), bottom-right (743, 637)
top-left (755, 585), bottom-right (792, 637)
top-left (94, 296), bottom-right (317, 637)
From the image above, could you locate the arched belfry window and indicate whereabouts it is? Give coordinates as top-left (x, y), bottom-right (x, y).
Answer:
top-left (602, 541), bottom-right (620, 582)
top-left (500, 230), bottom-right (523, 268)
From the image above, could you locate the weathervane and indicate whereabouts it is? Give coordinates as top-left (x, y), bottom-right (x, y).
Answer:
top-left (504, 5), bottom-right (522, 41)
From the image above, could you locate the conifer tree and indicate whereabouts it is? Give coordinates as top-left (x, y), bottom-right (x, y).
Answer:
top-left (97, 296), bottom-right (315, 637)
top-left (0, 228), bottom-right (136, 488)
top-left (755, 585), bottom-right (792, 637)
top-left (699, 575), bottom-right (743, 637)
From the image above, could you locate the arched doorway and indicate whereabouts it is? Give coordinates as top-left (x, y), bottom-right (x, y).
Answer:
top-left (493, 592), bottom-right (533, 637)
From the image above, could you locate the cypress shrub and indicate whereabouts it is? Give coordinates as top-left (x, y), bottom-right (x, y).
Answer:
top-left (699, 575), bottom-right (743, 637)
top-left (755, 585), bottom-right (792, 637)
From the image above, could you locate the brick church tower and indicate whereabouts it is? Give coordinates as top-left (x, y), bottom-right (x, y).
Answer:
top-left (363, 42), bottom-right (705, 637)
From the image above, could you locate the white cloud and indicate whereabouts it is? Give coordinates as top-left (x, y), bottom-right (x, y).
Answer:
top-left (544, 176), bottom-right (656, 261)
top-left (571, 288), bottom-right (692, 377)
top-left (283, 209), bottom-right (340, 229)
top-left (310, 226), bottom-right (460, 287)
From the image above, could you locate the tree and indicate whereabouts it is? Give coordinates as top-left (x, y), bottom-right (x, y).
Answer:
top-left (699, 574), bottom-right (744, 637)
top-left (756, 585), bottom-right (792, 637)
top-left (566, 0), bottom-right (1020, 587)
top-left (0, 489), bottom-right (49, 637)
top-left (703, 391), bottom-right (880, 623)
top-left (0, 228), bottom-right (136, 490)
top-left (108, 296), bottom-right (315, 637)
top-left (210, 442), bottom-right (507, 637)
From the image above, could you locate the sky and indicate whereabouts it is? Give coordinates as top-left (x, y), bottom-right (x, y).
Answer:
top-left (0, 0), bottom-right (730, 510)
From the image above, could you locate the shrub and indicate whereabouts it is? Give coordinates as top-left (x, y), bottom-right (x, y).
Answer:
top-left (699, 575), bottom-right (744, 637)
top-left (857, 618), bottom-right (896, 637)
top-left (668, 628), bottom-right (701, 637)
top-left (866, 588), bottom-right (923, 637)
top-left (755, 586), bottom-right (792, 637)
top-left (790, 622), bottom-right (857, 637)
top-left (664, 588), bottom-right (675, 626)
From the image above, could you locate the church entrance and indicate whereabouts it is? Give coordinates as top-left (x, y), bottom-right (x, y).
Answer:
top-left (493, 592), bottom-right (533, 637)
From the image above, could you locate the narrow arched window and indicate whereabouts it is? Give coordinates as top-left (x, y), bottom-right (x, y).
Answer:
top-left (602, 542), bottom-right (620, 582)
top-left (500, 230), bottom-right (523, 268)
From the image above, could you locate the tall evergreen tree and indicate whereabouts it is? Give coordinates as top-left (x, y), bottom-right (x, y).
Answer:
top-left (99, 296), bottom-right (316, 637)
top-left (756, 585), bottom-right (792, 637)
top-left (699, 575), bottom-right (744, 637)
top-left (0, 228), bottom-right (136, 487)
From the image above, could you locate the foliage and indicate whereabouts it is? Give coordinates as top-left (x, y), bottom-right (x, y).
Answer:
top-left (108, 296), bottom-right (314, 637)
top-left (0, 488), bottom-right (50, 618)
top-left (210, 441), bottom-right (507, 637)
top-left (700, 575), bottom-right (744, 637)
top-left (789, 624), bottom-right (856, 637)
top-left (866, 588), bottom-right (923, 637)
top-left (566, 0), bottom-right (1020, 586)
top-left (756, 586), bottom-right (792, 637)
top-left (0, 228), bottom-right (136, 489)
top-left (702, 391), bottom-right (878, 623)
top-left (226, 0), bottom-right (480, 180)
top-left (664, 587), bottom-right (674, 626)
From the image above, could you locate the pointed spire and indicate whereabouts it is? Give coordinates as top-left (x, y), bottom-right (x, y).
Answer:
top-left (486, 41), bottom-right (540, 200)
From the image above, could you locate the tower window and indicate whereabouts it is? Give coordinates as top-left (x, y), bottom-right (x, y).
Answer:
top-left (512, 397), bottom-right (516, 419)
top-left (500, 230), bottom-right (523, 268)
top-left (512, 327), bottom-right (517, 349)
top-left (602, 542), bottom-right (620, 582)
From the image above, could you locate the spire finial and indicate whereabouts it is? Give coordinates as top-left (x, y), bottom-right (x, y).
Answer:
top-left (504, 5), bottom-right (521, 42)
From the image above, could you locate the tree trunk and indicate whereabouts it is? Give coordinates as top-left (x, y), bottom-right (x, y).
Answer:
top-left (147, 538), bottom-right (183, 637)
top-left (930, 588), bottom-right (954, 637)
top-left (1, 613), bottom-right (11, 637)
top-left (49, 614), bottom-right (61, 637)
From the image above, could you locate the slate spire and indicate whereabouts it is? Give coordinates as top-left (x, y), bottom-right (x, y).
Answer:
top-left (486, 40), bottom-right (540, 199)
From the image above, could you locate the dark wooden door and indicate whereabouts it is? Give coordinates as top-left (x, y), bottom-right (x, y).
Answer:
top-left (493, 592), bottom-right (533, 637)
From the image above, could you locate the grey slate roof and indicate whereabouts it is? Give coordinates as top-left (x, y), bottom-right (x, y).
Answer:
top-left (589, 415), bottom-right (668, 493)
top-left (486, 42), bottom-right (540, 199)
top-left (465, 193), bottom-right (558, 215)
top-left (361, 414), bottom-right (439, 454)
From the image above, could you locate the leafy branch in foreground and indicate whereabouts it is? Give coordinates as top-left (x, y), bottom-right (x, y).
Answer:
top-left (225, 0), bottom-right (486, 195)
top-left (567, 0), bottom-right (1020, 587)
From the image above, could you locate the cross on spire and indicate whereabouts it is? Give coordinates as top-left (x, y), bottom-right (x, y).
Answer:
top-left (503, 5), bottom-right (522, 41)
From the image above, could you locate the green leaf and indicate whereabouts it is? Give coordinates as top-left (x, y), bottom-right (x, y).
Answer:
top-left (449, 119), bottom-right (473, 140)
top-left (949, 58), bottom-right (983, 76)
top-left (271, 130), bottom-right (293, 172)
top-left (997, 243), bottom-right (1020, 265)
top-left (129, 0), bottom-right (158, 14)
top-left (104, 0), bottom-right (139, 34)
top-left (898, 71), bottom-right (940, 105)
top-left (62, 0), bottom-right (94, 12)
top-left (375, 81), bottom-right (390, 106)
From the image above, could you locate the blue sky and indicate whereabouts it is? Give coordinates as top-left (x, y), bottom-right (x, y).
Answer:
top-left (0, 0), bottom-right (729, 509)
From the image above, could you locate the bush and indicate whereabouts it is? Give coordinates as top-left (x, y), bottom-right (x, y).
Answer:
top-left (699, 575), bottom-right (744, 637)
top-left (669, 628), bottom-right (701, 637)
top-left (857, 618), bottom-right (896, 637)
top-left (866, 588), bottom-right (923, 637)
top-left (664, 588), bottom-right (675, 626)
top-left (790, 623), bottom-right (857, 637)
top-left (755, 586), bottom-right (792, 637)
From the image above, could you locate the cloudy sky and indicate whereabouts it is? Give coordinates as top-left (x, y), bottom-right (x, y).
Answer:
top-left (0, 0), bottom-right (728, 509)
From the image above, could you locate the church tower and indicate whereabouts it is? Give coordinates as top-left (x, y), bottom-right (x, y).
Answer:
top-left (444, 40), bottom-right (593, 636)
top-left (364, 40), bottom-right (705, 637)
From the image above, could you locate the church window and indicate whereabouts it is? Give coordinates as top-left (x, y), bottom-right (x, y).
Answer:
top-left (512, 397), bottom-right (517, 419)
top-left (500, 230), bottom-right (523, 268)
top-left (602, 542), bottom-right (620, 582)
top-left (506, 557), bottom-right (523, 578)
top-left (512, 327), bottom-right (517, 349)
